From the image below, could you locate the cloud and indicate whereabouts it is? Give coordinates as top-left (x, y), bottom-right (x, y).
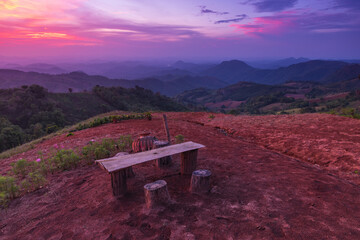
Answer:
top-left (243, 0), bottom-right (298, 12)
top-left (334, 0), bottom-right (360, 10)
top-left (230, 9), bottom-right (360, 37)
top-left (0, 1), bottom-right (204, 45)
top-left (215, 14), bottom-right (247, 24)
top-left (199, 5), bottom-right (229, 15)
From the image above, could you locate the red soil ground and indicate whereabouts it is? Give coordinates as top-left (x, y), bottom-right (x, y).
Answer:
top-left (1, 112), bottom-right (360, 239)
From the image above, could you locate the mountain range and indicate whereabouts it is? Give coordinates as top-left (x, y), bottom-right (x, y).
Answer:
top-left (0, 59), bottom-right (359, 97)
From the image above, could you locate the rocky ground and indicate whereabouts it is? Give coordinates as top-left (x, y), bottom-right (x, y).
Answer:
top-left (1, 112), bottom-right (360, 239)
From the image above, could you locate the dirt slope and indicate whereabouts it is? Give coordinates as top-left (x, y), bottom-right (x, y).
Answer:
top-left (1, 112), bottom-right (360, 239)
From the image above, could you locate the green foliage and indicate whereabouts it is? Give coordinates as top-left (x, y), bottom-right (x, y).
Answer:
top-left (0, 117), bottom-right (25, 152)
top-left (11, 159), bottom-right (38, 179)
top-left (46, 149), bottom-right (81, 172)
top-left (73, 114), bottom-right (148, 132)
top-left (20, 172), bottom-right (47, 193)
top-left (209, 114), bottom-right (215, 119)
top-left (82, 136), bottom-right (132, 163)
top-left (0, 84), bottom-right (186, 153)
top-left (0, 175), bottom-right (19, 207)
top-left (174, 134), bottom-right (185, 144)
top-left (144, 112), bottom-right (152, 120)
top-left (66, 132), bottom-right (74, 137)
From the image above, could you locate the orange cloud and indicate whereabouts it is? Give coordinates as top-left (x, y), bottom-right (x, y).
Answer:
top-left (26, 32), bottom-right (73, 39)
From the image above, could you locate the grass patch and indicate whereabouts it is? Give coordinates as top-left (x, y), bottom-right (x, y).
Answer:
top-left (1, 135), bottom-right (133, 208)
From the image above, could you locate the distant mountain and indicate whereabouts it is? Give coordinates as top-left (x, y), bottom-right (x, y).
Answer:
top-left (200, 60), bottom-right (354, 85)
top-left (323, 64), bottom-right (360, 83)
top-left (247, 57), bottom-right (310, 69)
top-left (2, 63), bottom-right (67, 75)
top-left (176, 81), bottom-right (291, 106)
top-left (201, 60), bottom-right (256, 84)
top-left (0, 69), bottom-right (226, 96)
top-left (171, 61), bottom-right (216, 73)
top-left (58, 61), bottom-right (196, 80)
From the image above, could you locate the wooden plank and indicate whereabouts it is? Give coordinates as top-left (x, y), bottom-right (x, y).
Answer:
top-left (96, 141), bottom-right (205, 173)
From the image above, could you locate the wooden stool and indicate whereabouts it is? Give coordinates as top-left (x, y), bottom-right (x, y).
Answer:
top-left (153, 140), bottom-right (172, 168)
top-left (144, 180), bottom-right (170, 208)
top-left (190, 169), bottom-right (212, 193)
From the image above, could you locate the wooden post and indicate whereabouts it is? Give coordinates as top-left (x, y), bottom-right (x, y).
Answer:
top-left (153, 140), bottom-right (172, 168)
top-left (114, 152), bottom-right (135, 178)
top-left (181, 149), bottom-right (198, 175)
top-left (110, 169), bottom-right (127, 197)
top-left (144, 180), bottom-right (170, 208)
top-left (162, 114), bottom-right (171, 143)
top-left (190, 169), bottom-right (212, 193)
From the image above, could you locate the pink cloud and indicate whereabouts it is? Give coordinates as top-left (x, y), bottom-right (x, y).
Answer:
top-left (230, 14), bottom-right (295, 36)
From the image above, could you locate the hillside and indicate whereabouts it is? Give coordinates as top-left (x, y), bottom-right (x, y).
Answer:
top-left (201, 60), bottom-right (356, 85)
top-left (1, 112), bottom-right (360, 239)
top-left (0, 85), bottom-right (187, 152)
top-left (0, 69), bottom-right (225, 97)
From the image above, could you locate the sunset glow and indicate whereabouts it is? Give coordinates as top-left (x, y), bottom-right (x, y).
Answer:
top-left (0, 0), bottom-right (359, 59)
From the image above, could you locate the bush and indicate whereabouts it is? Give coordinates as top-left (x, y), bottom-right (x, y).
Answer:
top-left (82, 136), bottom-right (132, 163)
top-left (20, 172), bottom-right (47, 192)
top-left (175, 134), bottom-right (185, 144)
top-left (11, 159), bottom-right (39, 179)
top-left (0, 175), bottom-right (19, 207)
top-left (47, 149), bottom-right (81, 172)
top-left (73, 114), bottom-right (149, 132)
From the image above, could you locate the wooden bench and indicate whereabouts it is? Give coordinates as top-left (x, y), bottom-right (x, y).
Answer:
top-left (96, 141), bottom-right (205, 197)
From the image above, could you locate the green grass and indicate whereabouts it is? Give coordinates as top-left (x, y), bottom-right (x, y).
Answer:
top-left (1, 135), bottom-right (133, 208)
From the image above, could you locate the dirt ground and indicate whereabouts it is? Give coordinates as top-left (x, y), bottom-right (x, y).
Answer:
top-left (1, 112), bottom-right (360, 239)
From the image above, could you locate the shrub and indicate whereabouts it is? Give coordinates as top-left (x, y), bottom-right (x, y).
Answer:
top-left (11, 159), bottom-right (39, 179)
top-left (72, 113), bottom-right (149, 132)
top-left (47, 149), bottom-right (81, 171)
top-left (209, 114), bottom-right (215, 119)
top-left (0, 175), bottom-right (19, 207)
top-left (20, 172), bottom-right (47, 192)
top-left (175, 134), bottom-right (185, 144)
top-left (82, 136), bottom-right (132, 163)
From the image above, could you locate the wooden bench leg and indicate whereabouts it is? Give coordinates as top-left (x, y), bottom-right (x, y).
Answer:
top-left (153, 140), bottom-right (172, 168)
top-left (181, 149), bottom-right (198, 175)
top-left (111, 169), bottom-right (127, 197)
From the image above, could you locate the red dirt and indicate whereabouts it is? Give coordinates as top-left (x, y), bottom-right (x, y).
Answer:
top-left (1, 112), bottom-right (360, 239)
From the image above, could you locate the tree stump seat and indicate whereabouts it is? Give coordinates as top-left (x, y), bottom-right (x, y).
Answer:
top-left (144, 180), bottom-right (170, 208)
top-left (190, 169), bottom-right (212, 193)
top-left (96, 141), bottom-right (205, 197)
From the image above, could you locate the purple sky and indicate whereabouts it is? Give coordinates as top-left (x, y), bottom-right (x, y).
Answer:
top-left (0, 0), bottom-right (359, 61)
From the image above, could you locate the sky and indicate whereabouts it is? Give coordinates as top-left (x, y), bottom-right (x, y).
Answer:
top-left (0, 0), bottom-right (359, 61)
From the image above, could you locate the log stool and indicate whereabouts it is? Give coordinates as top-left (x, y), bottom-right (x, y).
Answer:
top-left (144, 180), bottom-right (170, 208)
top-left (153, 140), bottom-right (172, 168)
top-left (190, 169), bottom-right (212, 193)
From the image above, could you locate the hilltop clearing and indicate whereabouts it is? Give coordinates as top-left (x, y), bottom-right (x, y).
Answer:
top-left (1, 112), bottom-right (360, 239)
